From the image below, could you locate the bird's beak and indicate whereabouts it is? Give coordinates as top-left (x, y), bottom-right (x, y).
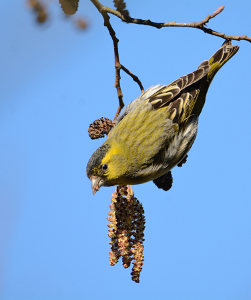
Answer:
top-left (90, 176), bottom-right (103, 195)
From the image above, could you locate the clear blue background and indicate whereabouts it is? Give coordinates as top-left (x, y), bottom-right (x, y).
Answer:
top-left (1, 1), bottom-right (251, 299)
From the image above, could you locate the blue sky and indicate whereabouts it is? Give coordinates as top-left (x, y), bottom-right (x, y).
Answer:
top-left (0, 1), bottom-right (251, 299)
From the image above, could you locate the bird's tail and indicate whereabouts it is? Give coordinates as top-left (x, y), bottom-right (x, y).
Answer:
top-left (184, 41), bottom-right (239, 120)
top-left (206, 40), bottom-right (239, 81)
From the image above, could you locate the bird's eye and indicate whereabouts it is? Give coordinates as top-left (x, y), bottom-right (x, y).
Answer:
top-left (102, 164), bottom-right (108, 170)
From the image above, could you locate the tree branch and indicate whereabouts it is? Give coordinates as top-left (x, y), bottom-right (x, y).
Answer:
top-left (120, 64), bottom-right (144, 93)
top-left (91, 1), bottom-right (251, 43)
top-left (90, 0), bottom-right (145, 120)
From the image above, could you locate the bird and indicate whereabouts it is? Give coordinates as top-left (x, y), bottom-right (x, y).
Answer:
top-left (87, 41), bottom-right (239, 194)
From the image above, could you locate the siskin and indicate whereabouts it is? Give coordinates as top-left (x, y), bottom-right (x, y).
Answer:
top-left (87, 41), bottom-right (239, 194)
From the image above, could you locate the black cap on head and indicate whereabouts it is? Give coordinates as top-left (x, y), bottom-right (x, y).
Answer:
top-left (86, 143), bottom-right (110, 178)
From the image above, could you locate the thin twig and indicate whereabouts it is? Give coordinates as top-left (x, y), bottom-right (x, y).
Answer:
top-left (120, 64), bottom-right (144, 93)
top-left (90, 0), bottom-right (145, 120)
top-left (103, 13), bottom-right (124, 120)
top-left (91, 0), bottom-right (251, 43)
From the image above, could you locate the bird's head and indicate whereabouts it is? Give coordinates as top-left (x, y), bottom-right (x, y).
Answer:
top-left (86, 143), bottom-right (110, 194)
top-left (86, 141), bottom-right (127, 194)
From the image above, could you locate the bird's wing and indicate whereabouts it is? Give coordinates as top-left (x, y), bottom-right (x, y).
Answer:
top-left (117, 60), bottom-right (210, 126)
top-left (148, 62), bottom-right (210, 124)
top-left (149, 62), bottom-right (209, 109)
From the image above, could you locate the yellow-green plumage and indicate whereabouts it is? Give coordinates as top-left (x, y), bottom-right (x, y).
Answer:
top-left (102, 101), bottom-right (177, 184)
top-left (87, 41), bottom-right (239, 193)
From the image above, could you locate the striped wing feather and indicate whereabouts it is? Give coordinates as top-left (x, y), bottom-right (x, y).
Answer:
top-left (148, 62), bottom-right (210, 124)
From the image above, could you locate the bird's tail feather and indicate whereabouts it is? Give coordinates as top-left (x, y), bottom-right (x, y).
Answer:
top-left (207, 40), bottom-right (239, 81)
top-left (184, 41), bottom-right (239, 119)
